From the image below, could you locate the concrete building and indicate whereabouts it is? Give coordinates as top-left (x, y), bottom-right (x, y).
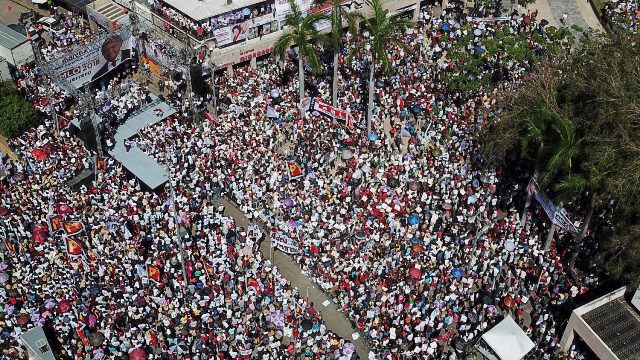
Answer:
top-left (116, 0), bottom-right (421, 73)
top-left (20, 326), bottom-right (56, 360)
top-left (559, 287), bottom-right (640, 360)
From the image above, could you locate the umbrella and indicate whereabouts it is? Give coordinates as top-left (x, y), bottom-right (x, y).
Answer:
top-left (44, 298), bottom-right (57, 309)
top-left (287, 219), bottom-right (298, 228)
top-left (442, 22), bottom-right (450, 31)
top-left (129, 348), bottom-right (146, 360)
top-left (301, 318), bottom-right (313, 331)
top-left (12, 173), bottom-right (24, 181)
top-left (283, 197), bottom-right (294, 207)
top-left (453, 337), bottom-right (467, 352)
top-left (504, 240), bottom-right (516, 252)
top-left (503, 295), bottom-right (516, 308)
top-left (409, 267), bottom-right (422, 279)
top-left (5, 304), bottom-right (15, 315)
top-left (473, 28), bottom-right (482, 36)
top-left (408, 214), bottom-right (421, 225)
top-left (410, 104), bottom-right (423, 114)
top-left (0, 208), bottom-right (8, 216)
top-left (341, 149), bottom-right (354, 160)
top-left (90, 332), bottom-right (105, 346)
top-left (30, 312), bottom-right (45, 326)
top-left (31, 148), bottom-right (48, 161)
top-left (443, 202), bottom-right (452, 210)
top-left (472, 178), bottom-right (480, 188)
top-left (169, 341), bottom-right (187, 354)
top-left (368, 132), bottom-right (379, 141)
top-left (475, 46), bottom-right (485, 54)
top-left (389, 179), bottom-right (399, 188)
top-left (93, 348), bottom-right (105, 359)
top-left (380, 185), bottom-right (392, 193)
top-left (342, 342), bottom-right (355, 357)
top-left (411, 244), bottom-right (424, 253)
top-left (0, 262), bottom-right (7, 271)
top-left (375, 80), bottom-right (384, 88)
top-left (0, 272), bottom-right (8, 283)
top-left (354, 231), bottom-right (366, 240)
top-left (410, 236), bottom-right (420, 244)
top-left (267, 310), bottom-right (285, 329)
top-left (451, 268), bottom-right (463, 278)
top-left (58, 299), bottom-right (71, 313)
top-left (407, 181), bottom-right (419, 191)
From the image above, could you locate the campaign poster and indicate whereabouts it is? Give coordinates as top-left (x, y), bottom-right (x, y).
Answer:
top-left (50, 27), bottom-right (134, 89)
top-left (275, 0), bottom-right (310, 25)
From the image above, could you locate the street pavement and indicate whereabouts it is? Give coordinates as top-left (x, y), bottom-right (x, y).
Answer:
top-left (213, 198), bottom-right (373, 360)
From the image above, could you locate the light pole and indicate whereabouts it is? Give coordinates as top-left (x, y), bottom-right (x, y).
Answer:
top-left (208, 51), bottom-right (218, 117)
top-left (165, 145), bottom-right (188, 289)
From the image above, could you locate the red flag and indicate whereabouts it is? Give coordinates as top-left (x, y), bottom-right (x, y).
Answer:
top-left (7, 5), bottom-right (11, 12)
top-left (58, 114), bottom-right (70, 129)
top-left (288, 162), bottom-right (303, 179)
top-left (147, 265), bottom-right (161, 283)
top-left (63, 221), bottom-right (84, 235)
top-left (96, 157), bottom-right (106, 172)
top-left (247, 277), bottom-right (260, 291)
top-left (56, 203), bottom-right (73, 215)
top-left (32, 224), bottom-right (48, 244)
top-left (66, 237), bottom-right (83, 255)
top-left (49, 215), bottom-right (63, 232)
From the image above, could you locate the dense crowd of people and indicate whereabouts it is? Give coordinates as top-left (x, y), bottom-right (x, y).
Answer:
top-left (0, 0), bottom-right (611, 359)
top-left (602, 0), bottom-right (639, 34)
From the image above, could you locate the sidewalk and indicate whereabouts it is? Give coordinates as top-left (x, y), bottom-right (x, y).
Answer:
top-left (213, 198), bottom-right (374, 360)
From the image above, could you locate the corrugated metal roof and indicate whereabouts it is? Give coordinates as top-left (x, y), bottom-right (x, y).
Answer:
top-left (582, 298), bottom-right (640, 359)
top-left (0, 23), bottom-right (28, 50)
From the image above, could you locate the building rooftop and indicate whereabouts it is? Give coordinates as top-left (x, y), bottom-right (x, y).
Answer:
top-left (0, 23), bottom-right (27, 50)
top-left (163, 0), bottom-right (266, 22)
top-left (582, 297), bottom-right (640, 359)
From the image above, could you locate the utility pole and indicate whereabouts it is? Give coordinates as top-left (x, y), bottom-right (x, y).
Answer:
top-left (166, 145), bottom-right (188, 289)
top-left (208, 52), bottom-right (218, 117)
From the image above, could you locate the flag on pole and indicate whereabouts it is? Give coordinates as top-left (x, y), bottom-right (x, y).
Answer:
top-left (288, 162), bottom-right (303, 179)
top-left (63, 221), bottom-right (85, 235)
top-left (58, 114), bottom-right (70, 129)
top-left (96, 157), bottom-right (107, 172)
top-left (147, 265), bottom-right (161, 283)
top-left (48, 215), bottom-right (63, 232)
top-left (66, 237), bottom-right (83, 255)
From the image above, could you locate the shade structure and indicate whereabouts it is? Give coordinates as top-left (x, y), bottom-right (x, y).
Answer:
top-left (480, 316), bottom-right (534, 360)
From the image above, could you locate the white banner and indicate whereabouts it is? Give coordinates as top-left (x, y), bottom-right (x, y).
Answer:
top-left (271, 232), bottom-right (299, 254)
top-left (275, 0), bottom-right (311, 25)
top-left (49, 28), bottom-right (134, 89)
top-left (248, 222), bottom-right (262, 242)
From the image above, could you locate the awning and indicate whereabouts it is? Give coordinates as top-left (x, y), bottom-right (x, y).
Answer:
top-left (480, 316), bottom-right (535, 360)
top-left (58, 0), bottom-right (94, 12)
top-left (32, 0), bottom-right (48, 5)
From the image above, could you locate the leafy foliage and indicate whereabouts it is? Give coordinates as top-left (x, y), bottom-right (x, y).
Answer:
top-left (481, 32), bottom-right (640, 285)
top-left (0, 81), bottom-right (37, 138)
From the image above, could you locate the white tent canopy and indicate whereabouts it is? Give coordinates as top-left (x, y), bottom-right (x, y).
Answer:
top-left (480, 316), bottom-right (535, 360)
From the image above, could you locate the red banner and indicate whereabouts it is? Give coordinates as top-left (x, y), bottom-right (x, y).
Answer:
top-left (147, 265), bottom-right (161, 283)
top-left (63, 221), bottom-right (85, 235)
top-left (66, 237), bottom-right (83, 256)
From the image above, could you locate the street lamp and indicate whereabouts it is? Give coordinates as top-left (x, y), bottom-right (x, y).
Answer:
top-left (165, 145), bottom-right (188, 289)
top-left (208, 49), bottom-right (218, 117)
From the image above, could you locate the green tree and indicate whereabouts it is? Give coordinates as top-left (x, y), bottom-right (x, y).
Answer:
top-left (350, 0), bottom-right (410, 135)
top-left (482, 32), bottom-right (640, 284)
top-left (274, 0), bottom-right (328, 105)
top-left (0, 81), bottom-right (37, 138)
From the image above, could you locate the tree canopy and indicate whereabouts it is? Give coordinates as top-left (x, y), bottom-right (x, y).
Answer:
top-left (0, 81), bottom-right (37, 138)
top-left (481, 32), bottom-right (640, 285)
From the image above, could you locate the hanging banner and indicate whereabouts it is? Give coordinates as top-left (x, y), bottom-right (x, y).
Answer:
top-left (526, 178), bottom-right (557, 220)
top-left (553, 209), bottom-right (579, 234)
top-left (49, 27), bottom-right (134, 89)
top-left (526, 178), bottom-right (578, 233)
top-left (275, 0), bottom-right (311, 25)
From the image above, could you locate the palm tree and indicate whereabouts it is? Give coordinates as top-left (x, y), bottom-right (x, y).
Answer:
top-left (274, 0), bottom-right (328, 105)
top-left (350, 0), bottom-right (410, 135)
top-left (327, 0), bottom-right (346, 119)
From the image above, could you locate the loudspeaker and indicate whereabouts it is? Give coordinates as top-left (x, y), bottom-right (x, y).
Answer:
top-left (190, 63), bottom-right (205, 96)
top-left (78, 119), bottom-right (99, 153)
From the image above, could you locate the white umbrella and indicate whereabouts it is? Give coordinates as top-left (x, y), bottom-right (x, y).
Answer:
top-left (341, 149), bottom-right (354, 160)
top-left (169, 341), bottom-right (187, 354)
